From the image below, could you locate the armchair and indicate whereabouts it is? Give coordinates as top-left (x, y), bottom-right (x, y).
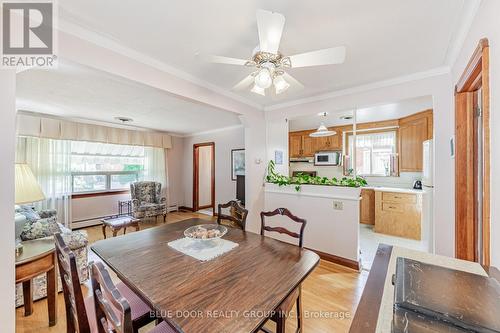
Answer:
top-left (130, 181), bottom-right (167, 222)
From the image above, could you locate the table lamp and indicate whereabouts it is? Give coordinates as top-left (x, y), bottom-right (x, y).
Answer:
top-left (15, 163), bottom-right (45, 254)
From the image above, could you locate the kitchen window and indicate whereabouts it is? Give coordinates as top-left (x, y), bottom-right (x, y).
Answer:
top-left (71, 141), bottom-right (145, 193)
top-left (347, 131), bottom-right (398, 177)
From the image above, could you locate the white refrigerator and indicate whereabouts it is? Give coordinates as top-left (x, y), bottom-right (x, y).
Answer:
top-left (422, 139), bottom-right (434, 253)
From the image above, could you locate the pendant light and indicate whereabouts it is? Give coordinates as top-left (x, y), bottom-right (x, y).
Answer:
top-left (310, 112), bottom-right (336, 137)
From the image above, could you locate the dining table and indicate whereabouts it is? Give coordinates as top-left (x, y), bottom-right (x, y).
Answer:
top-left (91, 218), bottom-right (320, 333)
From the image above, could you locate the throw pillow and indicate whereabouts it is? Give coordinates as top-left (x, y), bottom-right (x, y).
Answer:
top-left (17, 205), bottom-right (41, 223)
top-left (20, 216), bottom-right (61, 241)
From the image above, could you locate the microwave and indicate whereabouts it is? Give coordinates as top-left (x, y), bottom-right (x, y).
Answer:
top-left (314, 151), bottom-right (341, 166)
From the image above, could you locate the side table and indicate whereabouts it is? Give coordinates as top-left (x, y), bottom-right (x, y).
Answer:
top-left (15, 238), bottom-right (57, 326)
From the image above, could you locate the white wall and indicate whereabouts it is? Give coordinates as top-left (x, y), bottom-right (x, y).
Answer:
top-left (265, 73), bottom-right (455, 257)
top-left (182, 126), bottom-right (245, 209)
top-left (0, 70), bottom-right (16, 332)
top-left (166, 136), bottom-right (185, 207)
top-left (451, 0), bottom-right (500, 267)
top-left (71, 193), bottom-right (131, 227)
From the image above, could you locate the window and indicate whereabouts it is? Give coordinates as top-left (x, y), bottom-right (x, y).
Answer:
top-left (348, 131), bottom-right (397, 177)
top-left (71, 141), bottom-right (144, 193)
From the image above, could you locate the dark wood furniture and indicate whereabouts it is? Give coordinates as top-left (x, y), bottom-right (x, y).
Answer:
top-left (217, 200), bottom-right (249, 230)
top-left (15, 238), bottom-right (57, 327)
top-left (91, 262), bottom-right (176, 333)
top-left (118, 199), bottom-right (133, 216)
top-left (260, 208), bottom-right (307, 333)
top-left (54, 233), bottom-right (155, 333)
top-left (260, 208), bottom-right (307, 248)
top-left (349, 244), bottom-right (500, 333)
top-left (91, 218), bottom-right (320, 333)
top-left (101, 215), bottom-right (140, 238)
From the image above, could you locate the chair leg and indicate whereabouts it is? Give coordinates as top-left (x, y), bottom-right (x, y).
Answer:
top-left (276, 316), bottom-right (285, 333)
top-left (163, 214), bottom-right (166, 223)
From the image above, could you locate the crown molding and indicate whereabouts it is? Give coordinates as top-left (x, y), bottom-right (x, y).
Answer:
top-left (443, 0), bottom-right (481, 67)
top-left (57, 18), bottom-right (263, 111)
top-left (263, 66), bottom-right (451, 111)
top-left (182, 124), bottom-right (244, 138)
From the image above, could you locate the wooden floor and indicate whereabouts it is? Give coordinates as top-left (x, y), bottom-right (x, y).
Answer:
top-left (15, 211), bottom-right (368, 333)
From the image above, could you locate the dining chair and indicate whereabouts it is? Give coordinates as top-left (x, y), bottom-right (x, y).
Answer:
top-left (54, 233), bottom-right (158, 333)
top-left (216, 200), bottom-right (249, 231)
top-left (259, 208), bottom-right (307, 333)
top-left (91, 261), bottom-right (177, 333)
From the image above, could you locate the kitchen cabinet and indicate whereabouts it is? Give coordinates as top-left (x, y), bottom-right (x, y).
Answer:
top-left (289, 128), bottom-right (342, 158)
top-left (399, 111), bottom-right (433, 172)
top-left (374, 190), bottom-right (422, 240)
top-left (289, 132), bottom-right (303, 158)
top-left (360, 189), bottom-right (375, 225)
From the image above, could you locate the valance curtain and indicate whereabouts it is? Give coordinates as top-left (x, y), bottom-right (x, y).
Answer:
top-left (17, 137), bottom-right (72, 227)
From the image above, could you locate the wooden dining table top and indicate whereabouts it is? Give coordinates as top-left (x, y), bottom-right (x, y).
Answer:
top-left (91, 218), bottom-right (320, 333)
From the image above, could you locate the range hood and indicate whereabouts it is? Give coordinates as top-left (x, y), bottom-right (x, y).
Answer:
top-left (290, 157), bottom-right (313, 163)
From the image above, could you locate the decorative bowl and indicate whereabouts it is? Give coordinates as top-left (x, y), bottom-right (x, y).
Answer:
top-left (184, 224), bottom-right (228, 241)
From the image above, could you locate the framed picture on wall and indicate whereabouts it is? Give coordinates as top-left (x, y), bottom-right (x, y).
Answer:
top-left (231, 149), bottom-right (245, 181)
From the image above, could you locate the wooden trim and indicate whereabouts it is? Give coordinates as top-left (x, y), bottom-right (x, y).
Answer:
top-left (305, 247), bottom-right (360, 271)
top-left (72, 190), bottom-right (129, 199)
top-left (349, 244), bottom-right (393, 333)
top-left (192, 142), bottom-right (215, 213)
top-left (455, 38), bottom-right (491, 266)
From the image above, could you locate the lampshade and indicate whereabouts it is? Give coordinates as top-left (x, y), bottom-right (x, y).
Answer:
top-left (15, 164), bottom-right (45, 204)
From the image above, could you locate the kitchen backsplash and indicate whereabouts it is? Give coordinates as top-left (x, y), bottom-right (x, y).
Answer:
top-left (289, 162), bottom-right (422, 189)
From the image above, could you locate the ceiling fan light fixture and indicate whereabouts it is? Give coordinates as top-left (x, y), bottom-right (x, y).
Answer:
top-left (309, 123), bottom-right (336, 137)
top-left (251, 84), bottom-right (266, 96)
top-left (274, 75), bottom-right (290, 94)
top-left (254, 68), bottom-right (272, 89)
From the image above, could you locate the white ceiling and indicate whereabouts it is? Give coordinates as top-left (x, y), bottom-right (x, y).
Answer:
top-left (289, 96), bottom-right (433, 131)
top-left (58, 0), bottom-right (468, 107)
top-left (16, 61), bottom-right (242, 135)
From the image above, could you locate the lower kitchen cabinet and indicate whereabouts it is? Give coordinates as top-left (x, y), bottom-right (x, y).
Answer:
top-left (374, 190), bottom-right (422, 240)
top-left (360, 189), bottom-right (375, 225)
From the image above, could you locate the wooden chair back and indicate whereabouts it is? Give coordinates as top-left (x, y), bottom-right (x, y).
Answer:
top-left (217, 200), bottom-right (249, 230)
top-left (54, 232), bottom-right (91, 333)
top-left (90, 261), bottom-right (134, 333)
top-left (260, 208), bottom-right (307, 248)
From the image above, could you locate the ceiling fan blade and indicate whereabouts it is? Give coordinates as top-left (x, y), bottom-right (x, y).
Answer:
top-left (289, 46), bottom-right (346, 68)
top-left (202, 55), bottom-right (249, 66)
top-left (232, 75), bottom-right (255, 91)
top-left (283, 72), bottom-right (304, 90)
top-left (256, 9), bottom-right (285, 54)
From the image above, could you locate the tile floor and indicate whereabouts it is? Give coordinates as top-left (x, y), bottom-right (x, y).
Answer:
top-left (359, 224), bottom-right (427, 270)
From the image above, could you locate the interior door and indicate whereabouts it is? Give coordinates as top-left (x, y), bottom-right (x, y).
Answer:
top-left (193, 143), bottom-right (215, 212)
top-left (473, 89), bottom-right (484, 263)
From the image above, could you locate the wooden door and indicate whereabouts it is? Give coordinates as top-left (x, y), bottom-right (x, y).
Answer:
top-left (328, 127), bottom-right (342, 150)
top-left (399, 117), bottom-right (428, 172)
top-left (289, 133), bottom-right (303, 157)
top-left (315, 136), bottom-right (330, 151)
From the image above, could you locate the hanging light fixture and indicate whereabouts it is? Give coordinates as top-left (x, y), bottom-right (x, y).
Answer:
top-left (273, 75), bottom-right (290, 94)
top-left (310, 112), bottom-right (336, 137)
top-left (251, 84), bottom-right (266, 96)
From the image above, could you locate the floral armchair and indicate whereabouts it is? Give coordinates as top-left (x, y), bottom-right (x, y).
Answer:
top-left (130, 181), bottom-right (167, 221)
top-left (15, 207), bottom-right (88, 307)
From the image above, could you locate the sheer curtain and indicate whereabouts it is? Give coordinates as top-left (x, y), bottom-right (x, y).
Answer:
top-left (141, 147), bottom-right (167, 197)
top-left (21, 137), bottom-right (73, 227)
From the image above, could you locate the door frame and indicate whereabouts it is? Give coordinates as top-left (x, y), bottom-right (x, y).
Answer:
top-left (454, 38), bottom-right (490, 266)
top-left (192, 142), bottom-right (215, 213)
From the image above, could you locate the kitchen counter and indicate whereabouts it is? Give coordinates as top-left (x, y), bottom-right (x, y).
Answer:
top-left (365, 186), bottom-right (423, 194)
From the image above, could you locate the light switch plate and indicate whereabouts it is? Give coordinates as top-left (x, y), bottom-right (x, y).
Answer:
top-left (333, 201), bottom-right (343, 210)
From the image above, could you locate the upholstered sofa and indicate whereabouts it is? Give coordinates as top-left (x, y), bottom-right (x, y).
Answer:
top-left (130, 181), bottom-right (167, 221)
top-left (15, 208), bottom-right (88, 307)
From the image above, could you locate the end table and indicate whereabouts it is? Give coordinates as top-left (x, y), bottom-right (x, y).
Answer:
top-left (15, 238), bottom-right (57, 326)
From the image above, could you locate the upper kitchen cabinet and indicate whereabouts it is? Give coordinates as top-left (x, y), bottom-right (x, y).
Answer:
top-left (289, 132), bottom-right (304, 158)
top-left (399, 110), bottom-right (433, 172)
top-left (289, 128), bottom-right (343, 158)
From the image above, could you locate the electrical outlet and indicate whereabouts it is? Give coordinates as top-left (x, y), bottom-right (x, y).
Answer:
top-left (333, 201), bottom-right (343, 210)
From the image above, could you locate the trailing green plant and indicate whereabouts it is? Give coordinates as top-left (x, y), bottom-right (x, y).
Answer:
top-left (266, 160), bottom-right (367, 191)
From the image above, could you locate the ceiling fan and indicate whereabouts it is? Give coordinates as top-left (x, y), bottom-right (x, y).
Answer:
top-left (204, 9), bottom-right (346, 96)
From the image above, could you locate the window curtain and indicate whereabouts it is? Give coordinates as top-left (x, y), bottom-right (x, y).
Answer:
top-left (141, 147), bottom-right (167, 198)
top-left (18, 137), bottom-right (73, 228)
